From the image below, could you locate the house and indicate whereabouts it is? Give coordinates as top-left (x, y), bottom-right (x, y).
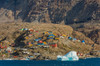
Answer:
top-left (38, 41), bottom-right (43, 43)
top-left (82, 40), bottom-right (85, 43)
top-left (55, 38), bottom-right (60, 40)
top-left (49, 44), bottom-right (57, 48)
top-left (34, 53), bottom-right (40, 55)
top-left (68, 37), bottom-right (72, 40)
top-left (48, 31), bottom-right (52, 34)
top-left (34, 39), bottom-right (39, 42)
top-left (49, 34), bottom-right (55, 37)
top-left (43, 42), bottom-right (47, 44)
top-left (42, 45), bottom-right (50, 48)
top-left (72, 38), bottom-right (77, 41)
top-left (60, 36), bottom-right (64, 39)
top-left (37, 43), bottom-right (44, 46)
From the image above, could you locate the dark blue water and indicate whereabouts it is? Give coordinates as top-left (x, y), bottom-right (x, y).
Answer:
top-left (0, 58), bottom-right (100, 66)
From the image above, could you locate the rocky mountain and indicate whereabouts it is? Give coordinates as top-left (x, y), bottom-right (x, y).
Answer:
top-left (0, 0), bottom-right (100, 24)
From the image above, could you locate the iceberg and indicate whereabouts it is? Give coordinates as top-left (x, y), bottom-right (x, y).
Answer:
top-left (57, 51), bottom-right (79, 61)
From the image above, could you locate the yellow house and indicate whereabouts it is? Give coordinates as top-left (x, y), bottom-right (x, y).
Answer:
top-left (55, 38), bottom-right (60, 40)
top-left (43, 42), bottom-right (47, 44)
top-left (25, 37), bottom-right (29, 39)
top-left (29, 44), bottom-right (33, 47)
top-left (62, 34), bottom-right (66, 37)
top-left (53, 33), bottom-right (57, 36)
top-left (44, 32), bottom-right (49, 34)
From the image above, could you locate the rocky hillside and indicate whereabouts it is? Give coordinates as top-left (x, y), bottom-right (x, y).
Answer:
top-left (0, 0), bottom-right (100, 24)
top-left (71, 21), bottom-right (100, 45)
top-left (0, 22), bottom-right (100, 60)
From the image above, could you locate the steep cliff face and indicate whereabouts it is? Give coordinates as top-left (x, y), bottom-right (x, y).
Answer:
top-left (65, 0), bottom-right (99, 24)
top-left (0, 0), bottom-right (99, 24)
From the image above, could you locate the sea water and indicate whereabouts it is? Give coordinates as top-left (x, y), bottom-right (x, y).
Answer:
top-left (0, 58), bottom-right (100, 66)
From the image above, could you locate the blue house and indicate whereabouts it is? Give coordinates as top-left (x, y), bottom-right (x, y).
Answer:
top-left (37, 43), bottom-right (44, 45)
top-left (82, 40), bottom-right (85, 43)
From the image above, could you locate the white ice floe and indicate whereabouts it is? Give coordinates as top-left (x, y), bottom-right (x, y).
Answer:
top-left (57, 51), bottom-right (79, 61)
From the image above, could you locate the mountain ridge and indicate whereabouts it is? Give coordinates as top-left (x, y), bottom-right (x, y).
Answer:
top-left (0, 0), bottom-right (99, 24)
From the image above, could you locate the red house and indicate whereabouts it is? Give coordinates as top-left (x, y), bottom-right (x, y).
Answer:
top-left (50, 44), bottom-right (57, 48)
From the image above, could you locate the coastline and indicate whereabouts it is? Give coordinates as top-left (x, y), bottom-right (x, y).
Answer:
top-left (0, 54), bottom-right (100, 60)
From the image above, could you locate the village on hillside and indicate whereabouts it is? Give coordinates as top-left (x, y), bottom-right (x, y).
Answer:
top-left (0, 23), bottom-right (99, 60)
